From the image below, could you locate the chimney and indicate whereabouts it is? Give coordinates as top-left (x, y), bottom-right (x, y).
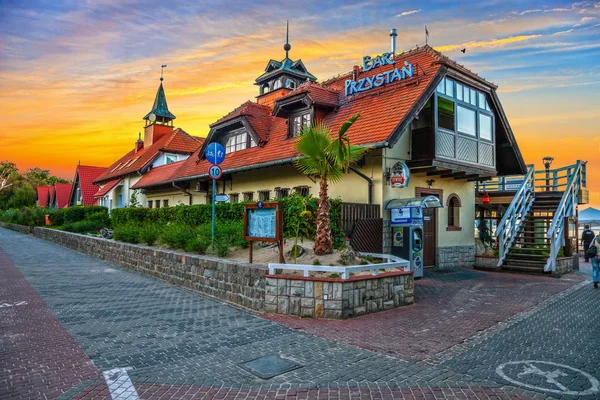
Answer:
top-left (135, 132), bottom-right (144, 153)
top-left (352, 65), bottom-right (360, 81)
top-left (390, 28), bottom-right (397, 56)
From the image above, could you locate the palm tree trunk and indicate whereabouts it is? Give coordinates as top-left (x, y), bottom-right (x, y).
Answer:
top-left (314, 176), bottom-right (332, 255)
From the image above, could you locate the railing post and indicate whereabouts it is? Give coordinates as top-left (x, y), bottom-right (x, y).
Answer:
top-left (501, 177), bottom-right (506, 191)
top-left (552, 171), bottom-right (558, 191)
top-left (582, 162), bottom-right (587, 188)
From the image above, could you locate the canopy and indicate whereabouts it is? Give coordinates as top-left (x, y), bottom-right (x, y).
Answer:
top-left (579, 207), bottom-right (600, 225)
top-left (385, 195), bottom-right (443, 210)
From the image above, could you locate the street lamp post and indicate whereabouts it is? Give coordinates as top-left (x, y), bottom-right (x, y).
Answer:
top-left (543, 156), bottom-right (554, 192)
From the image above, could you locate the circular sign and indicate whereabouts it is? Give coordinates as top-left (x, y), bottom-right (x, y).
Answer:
top-left (390, 161), bottom-right (410, 189)
top-left (208, 164), bottom-right (222, 180)
top-left (257, 201), bottom-right (264, 208)
top-left (205, 142), bottom-right (226, 165)
top-left (414, 255), bottom-right (423, 270)
top-left (496, 360), bottom-right (599, 396)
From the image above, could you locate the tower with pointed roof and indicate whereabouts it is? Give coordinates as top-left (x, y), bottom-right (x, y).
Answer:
top-left (255, 21), bottom-right (316, 108)
top-left (143, 67), bottom-right (176, 148)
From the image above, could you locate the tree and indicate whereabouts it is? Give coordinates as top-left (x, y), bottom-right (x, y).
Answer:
top-left (293, 114), bottom-right (368, 255)
top-left (0, 161), bottom-right (17, 191)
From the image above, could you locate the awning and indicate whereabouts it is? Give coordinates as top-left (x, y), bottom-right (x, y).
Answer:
top-left (93, 179), bottom-right (122, 198)
top-left (385, 196), bottom-right (443, 210)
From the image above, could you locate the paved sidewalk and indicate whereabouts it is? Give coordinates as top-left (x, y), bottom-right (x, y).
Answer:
top-left (1, 227), bottom-right (598, 399)
top-left (264, 267), bottom-right (585, 361)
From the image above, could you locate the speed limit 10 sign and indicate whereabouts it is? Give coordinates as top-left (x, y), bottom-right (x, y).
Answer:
top-left (208, 164), bottom-right (222, 180)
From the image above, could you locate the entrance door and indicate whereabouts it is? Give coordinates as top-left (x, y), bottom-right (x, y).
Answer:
top-left (422, 207), bottom-right (436, 267)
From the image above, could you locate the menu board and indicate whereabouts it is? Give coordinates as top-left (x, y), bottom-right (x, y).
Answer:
top-left (246, 208), bottom-right (277, 239)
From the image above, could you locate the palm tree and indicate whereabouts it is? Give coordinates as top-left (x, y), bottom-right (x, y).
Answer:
top-left (294, 114), bottom-right (368, 255)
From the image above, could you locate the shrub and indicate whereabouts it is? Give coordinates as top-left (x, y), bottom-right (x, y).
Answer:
top-left (312, 259), bottom-right (321, 266)
top-left (49, 208), bottom-right (65, 226)
top-left (138, 224), bottom-right (161, 246)
top-left (159, 224), bottom-right (195, 249)
top-left (185, 236), bottom-right (210, 254)
top-left (216, 240), bottom-right (229, 257)
top-left (86, 211), bottom-right (110, 228)
top-left (113, 223), bottom-right (140, 244)
top-left (63, 207), bottom-right (85, 224)
top-left (63, 220), bottom-right (99, 234)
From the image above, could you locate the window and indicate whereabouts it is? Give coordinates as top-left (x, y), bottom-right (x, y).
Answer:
top-left (456, 83), bottom-right (463, 101)
top-left (275, 187), bottom-right (290, 199)
top-left (470, 88), bottom-right (477, 106)
top-left (445, 78), bottom-right (454, 97)
top-left (446, 194), bottom-right (462, 231)
top-left (165, 155), bottom-right (177, 164)
top-left (478, 93), bottom-right (486, 110)
top-left (437, 97), bottom-right (455, 131)
top-left (163, 200), bottom-right (169, 208)
top-left (285, 79), bottom-right (296, 89)
top-left (258, 190), bottom-right (271, 201)
top-left (262, 84), bottom-right (270, 94)
top-left (148, 201), bottom-right (153, 208)
top-left (229, 193), bottom-right (239, 203)
top-left (155, 200), bottom-right (161, 208)
top-left (226, 132), bottom-right (256, 154)
top-left (294, 185), bottom-right (310, 197)
top-left (243, 192), bottom-right (254, 201)
top-left (273, 79), bottom-right (282, 89)
top-left (291, 112), bottom-right (311, 137)
top-left (479, 113), bottom-right (493, 141)
top-left (436, 80), bottom-right (445, 94)
top-left (457, 105), bottom-right (476, 136)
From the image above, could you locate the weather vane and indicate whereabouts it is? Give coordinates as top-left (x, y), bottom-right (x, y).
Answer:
top-left (160, 64), bottom-right (167, 81)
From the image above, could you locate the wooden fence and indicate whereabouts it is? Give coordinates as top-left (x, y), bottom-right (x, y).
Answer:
top-left (341, 202), bottom-right (380, 237)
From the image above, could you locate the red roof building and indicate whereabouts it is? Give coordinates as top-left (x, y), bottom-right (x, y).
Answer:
top-left (52, 183), bottom-right (73, 209)
top-left (69, 165), bottom-right (106, 206)
top-left (36, 186), bottom-right (51, 208)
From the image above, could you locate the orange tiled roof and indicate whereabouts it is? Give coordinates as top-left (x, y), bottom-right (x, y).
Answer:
top-left (75, 165), bottom-right (106, 206)
top-left (130, 160), bottom-right (186, 189)
top-left (279, 81), bottom-right (339, 107)
top-left (54, 183), bottom-right (73, 209)
top-left (93, 179), bottom-right (121, 198)
top-left (94, 128), bottom-right (203, 184)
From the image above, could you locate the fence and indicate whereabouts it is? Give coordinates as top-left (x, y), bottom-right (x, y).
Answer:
top-left (341, 202), bottom-right (380, 237)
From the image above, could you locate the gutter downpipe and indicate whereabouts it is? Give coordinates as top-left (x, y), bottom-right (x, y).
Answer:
top-left (349, 166), bottom-right (373, 204)
top-left (172, 182), bottom-right (192, 205)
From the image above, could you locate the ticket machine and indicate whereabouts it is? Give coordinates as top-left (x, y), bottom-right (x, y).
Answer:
top-left (385, 196), bottom-right (443, 278)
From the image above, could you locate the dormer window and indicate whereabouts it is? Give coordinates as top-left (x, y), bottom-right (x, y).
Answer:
top-left (291, 111), bottom-right (311, 137)
top-left (262, 84), bottom-right (270, 94)
top-left (285, 79), bottom-right (296, 89)
top-left (273, 79), bottom-right (282, 90)
top-left (225, 130), bottom-right (257, 154)
top-left (165, 154), bottom-right (178, 164)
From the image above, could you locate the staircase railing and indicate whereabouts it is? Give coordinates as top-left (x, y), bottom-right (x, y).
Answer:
top-left (494, 165), bottom-right (535, 266)
top-left (544, 161), bottom-right (584, 272)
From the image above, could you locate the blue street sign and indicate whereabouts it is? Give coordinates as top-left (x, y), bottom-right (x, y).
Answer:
top-left (205, 142), bottom-right (225, 165)
top-left (208, 164), bottom-right (222, 180)
top-left (215, 194), bottom-right (229, 203)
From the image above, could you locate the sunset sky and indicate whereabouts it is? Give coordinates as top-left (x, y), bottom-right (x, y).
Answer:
top-left (1, 0), bottom-right (599, 207)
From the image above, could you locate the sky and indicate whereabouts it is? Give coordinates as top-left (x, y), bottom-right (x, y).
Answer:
top-left (0, 0), bottom-right (599, 207)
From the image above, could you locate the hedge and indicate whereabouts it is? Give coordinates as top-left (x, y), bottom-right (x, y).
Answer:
top-left (109, 194), bottom-right (345, 248)
top-left (0, 207), bottom-right (47, 227)
top-left (48, 206), bottom-right (108, 226)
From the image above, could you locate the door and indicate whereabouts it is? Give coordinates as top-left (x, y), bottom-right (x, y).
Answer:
top-left (422, 207), bottom-right (436, 267)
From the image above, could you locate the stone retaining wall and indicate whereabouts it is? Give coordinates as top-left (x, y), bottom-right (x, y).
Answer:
top-left (554, 256), bottom-right (575, 276)
top-left (437, 245), bottom-right (476, 268)
top-left (32, 227), bottom-right (267, 310)
top-left (265, 272), bottom-right (414, 319)
top-left (0, 222), bottom-right (33, 235)
top-left (474, 256), bottom-right (500, 270)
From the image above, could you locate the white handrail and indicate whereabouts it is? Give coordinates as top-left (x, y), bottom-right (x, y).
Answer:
top-left (268, 252), bottom-right (410, 280)
top-left (544, 161), bottom-right (583, 272)
top-left (494, 165), bottom-right (535, 266)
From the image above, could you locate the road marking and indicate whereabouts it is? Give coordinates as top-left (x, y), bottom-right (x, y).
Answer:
top-left (102, 367), bottom-right (139, 400)
top-left (0, 301), bottom-right (28, 308)
top-left (496, 360), bottom-right (599, 396)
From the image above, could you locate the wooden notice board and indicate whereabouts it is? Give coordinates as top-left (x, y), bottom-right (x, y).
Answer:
top-left (244, 202), bottom-right (284, 263)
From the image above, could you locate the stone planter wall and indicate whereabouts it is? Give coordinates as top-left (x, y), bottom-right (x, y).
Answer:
top-left (32, 227), bottom-right (267, 310)
top-left (437, 245), bottom-right (476, 268)
top-left (265, 271), bottom-right (414, 319)
top-left (555, 256), bottom-right (575, 276)
top-left (0, 221), bottom-right (33, 235)
top-left (474, 255), bottom-right (500, 270)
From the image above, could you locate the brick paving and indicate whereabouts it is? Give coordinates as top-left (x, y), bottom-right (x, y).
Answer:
top-left (264, 268), bottom-right (586, 362)
top-left (0, 248), bottom-right (102, 399)
top-left (0, 227), bottom-right (598, 399)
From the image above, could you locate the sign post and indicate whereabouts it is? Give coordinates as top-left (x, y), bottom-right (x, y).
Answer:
top-left (205, 143), bottom-right (225, 248)
top-left (244, 202), bottom-right (284, 264)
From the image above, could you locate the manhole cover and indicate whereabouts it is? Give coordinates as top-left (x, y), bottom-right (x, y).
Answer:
top-left (240, 355), bottom-right (303, 379)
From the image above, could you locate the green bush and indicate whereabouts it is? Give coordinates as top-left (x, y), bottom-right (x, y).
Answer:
top-left (86, 211), bottom-right (110, 227)
top-left (216, 240), bottom-right (229, 257)
top-left (159, 224), bottom-right (195, 249)
top-left (185, 235), bottom-right (210, 254)
top-left (0, 207), bottom-right (49, 227)
top-left (48, 208), bottom-right (65, 226)
top-left (63, 207), bottom-right (85, 224)
top-left (138, 224), bottom-right (161, 246)
top-left (63, 220), bottom-right (100, 234)
top-left (113, 223), bottom-right (140, 244)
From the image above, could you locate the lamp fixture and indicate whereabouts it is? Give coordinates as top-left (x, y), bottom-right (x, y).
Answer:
top-left (482, 192), bottom-right (490, 205)
top-left (542, 156), bottom-right (554, 168)
top-left (427, 179), bottom-right (435, 188)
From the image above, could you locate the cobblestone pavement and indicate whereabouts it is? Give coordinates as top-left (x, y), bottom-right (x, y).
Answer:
top-left (1, 227), bottom-right (598, 399)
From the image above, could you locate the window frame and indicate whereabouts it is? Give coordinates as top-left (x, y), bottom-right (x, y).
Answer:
top-left (243, 191), bottom-right (254, 202)
top-left (148, 201), bottom-right (153, 208)
top-left (258, 190), bottom-right (271, 201)
top-left (224, 128), bottom-right (257, 154)
top-left (446, 194), bottom-right (462, 231)
top-left (289, 108), bottom-right (314, 138)
top-left (163, 199), bottom-right (169, 208)
top-left (229, 193), bottom-right (239, 203)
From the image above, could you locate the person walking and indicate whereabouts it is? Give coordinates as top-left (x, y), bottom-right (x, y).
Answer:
top-left (590, 233), bottom-right (600, 289)
top-left (581, 224), bottom-right (595, 262)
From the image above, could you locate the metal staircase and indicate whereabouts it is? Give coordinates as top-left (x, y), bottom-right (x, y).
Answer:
top-left (487, 161), bottom-right (586, 273)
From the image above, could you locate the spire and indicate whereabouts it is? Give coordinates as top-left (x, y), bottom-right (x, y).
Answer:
top-left (283, 20), bottom-right (291, 59)
top-left (143, 65), bottom-right (176, 123)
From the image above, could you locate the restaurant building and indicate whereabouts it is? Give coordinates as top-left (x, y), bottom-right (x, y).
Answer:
top-left (128, 30), bottom-right (526, 268)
